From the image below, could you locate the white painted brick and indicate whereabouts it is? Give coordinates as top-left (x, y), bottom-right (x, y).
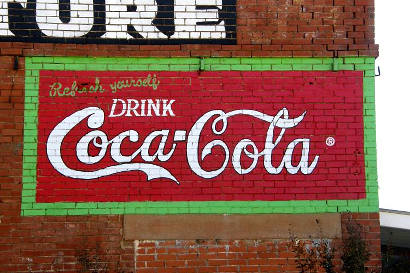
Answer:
top-left (37, 9), bottom-right (58, 16)
top-left (51, 30), bottom-right (63, 36)
top-left (0, 0), bottom-right (231, 39)
top-left (210, 31), bottom-right (222, 38)
top-left (58, 24), bottom-right (80, 31)
top-left (45, 4), bottom-right (58, 9)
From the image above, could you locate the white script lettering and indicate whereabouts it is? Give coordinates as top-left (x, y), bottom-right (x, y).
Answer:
top-left (187, 109), bottom-right (319, 177)
top-left (47, 107), bottom-right (319, 184)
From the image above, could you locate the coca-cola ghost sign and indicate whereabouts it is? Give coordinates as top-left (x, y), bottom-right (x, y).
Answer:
top-left (35, 70), bottom-right (366, 203)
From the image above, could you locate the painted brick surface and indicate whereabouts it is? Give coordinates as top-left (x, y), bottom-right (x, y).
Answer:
top-left (0, 0), bottom-right (237, 44)
top-left (1, 56), bottom-right (380, 272)
top-left (0, 0), bottom-right (376, 57)
top-left (19, 57), bottom-right (378, 216)
top-left (34, 70), bottom-right (364, 202)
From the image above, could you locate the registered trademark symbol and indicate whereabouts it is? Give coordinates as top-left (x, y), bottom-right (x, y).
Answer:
top-left (326, 137), bottom-right (335, 147)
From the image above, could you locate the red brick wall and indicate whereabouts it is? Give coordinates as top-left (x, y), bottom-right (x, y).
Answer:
top-left (0, 0), bottom-right (376, 58)
top-left (0, 213), bottom-right (381, 272)
top-left (0, 0), bottom-right (380, 272)
top-left (131, 213), bottom-right (381, 273)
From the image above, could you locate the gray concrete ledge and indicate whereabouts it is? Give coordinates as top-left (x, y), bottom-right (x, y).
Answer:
top-left (123, 214), bottom-right (341, 240)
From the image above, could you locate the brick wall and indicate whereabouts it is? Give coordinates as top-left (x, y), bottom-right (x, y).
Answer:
top-left (131, 213), bottom-right (381, 273)
top-left (0, 0), bottom-right (376, 57)
top-left (0, 0), bottom-right (380, 272)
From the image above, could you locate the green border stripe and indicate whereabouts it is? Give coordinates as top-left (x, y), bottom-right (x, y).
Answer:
top-left (22, 57), bottom-right (378, 216)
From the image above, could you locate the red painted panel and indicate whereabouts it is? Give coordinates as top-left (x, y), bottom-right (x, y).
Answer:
top-left (36, 70), bottom-right (365, 202)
